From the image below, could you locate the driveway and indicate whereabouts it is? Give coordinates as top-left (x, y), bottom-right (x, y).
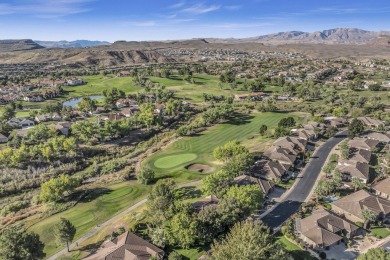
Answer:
top-left (261, 131), bottom-right (347, 229)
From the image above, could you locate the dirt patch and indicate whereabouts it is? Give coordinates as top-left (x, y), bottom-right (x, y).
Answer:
top-left (186, 164), bottom-right (213, 173)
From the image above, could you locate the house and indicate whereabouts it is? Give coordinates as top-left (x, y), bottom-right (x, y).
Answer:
top-left (347, 148), bottom-right (372, 164)
top-left (66, 79), bottom-right (84, 86)
top-left (84, 231), bottom-right (164, 260)
top-left (336, 161), bottom-right (370, 183)
top-left (192, 195), bottom-right (220, 211)
top-left (325, 117), bottom-right (346, 128)
top-left (234, 93), bottom-right (265, 101)
top-left (372, 178), bottom-right (390, 199)
top-left (120, 107), bottom-right (139, 118)
top-left (273, 136), bottom-right (307, 152)
top-left (35, 113), bottom-right (62, 123)
top-left (48, 122), bottom-right (72, 136)
top-left (115, 98), bottom-right (138, 108)
top-left (362, 131), bottom-right (390, 143)
top-left (349, 137), bottom-right (380, 151)
top-left (331, 190), bottom-right (390, 223)
top-left (0, 133), bottom-right (8, 143)
top-left (296, 208), bottom-right (361, 249)
top-left (263, 146), bottom-right (297, 167)
top-left (251, 160), bottom-right (288, 181)
top-left (296, 128), bottom-right (317, 141)
top-left (233, 174), bottom-right (275, 195)
top-left (7, 118), bottom-right (35, 128)
top-left (24, 94), bottom-right (44, 102)
top-left (358, 117), bottom-right (385, 128)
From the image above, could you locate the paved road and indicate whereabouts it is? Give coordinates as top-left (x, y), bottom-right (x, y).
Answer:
top-left (261, 132), bottom-right (347, 229)
top-left (48, 180), bottom-right (201, 260)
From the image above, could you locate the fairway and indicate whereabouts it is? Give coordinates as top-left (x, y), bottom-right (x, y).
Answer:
top-left (154, 153), bottom-right (197, 169)
top-left (26, 181), bottom-right (149, 257)
top-left (145, 112), bottom-right (304, 180)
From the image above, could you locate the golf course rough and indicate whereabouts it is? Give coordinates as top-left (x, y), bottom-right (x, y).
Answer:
top-left (153, 153), bottom-right (198, 169)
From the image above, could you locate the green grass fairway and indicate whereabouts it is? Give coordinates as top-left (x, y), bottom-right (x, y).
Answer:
top-left (145, 112), bottom-right (304, 181)
top-left (27, 181), bottom-right (149, 258)
top-left (154, 153), bottom-right (197, 169)
top-left (371, 227), bottom-right (390, 238)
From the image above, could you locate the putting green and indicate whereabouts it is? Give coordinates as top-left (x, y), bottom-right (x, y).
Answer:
top-left (154, 153), bottom-right (197, 169)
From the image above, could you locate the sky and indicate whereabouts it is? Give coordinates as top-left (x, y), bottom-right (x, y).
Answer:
top-left (1, 0), bottom-right (390, 41)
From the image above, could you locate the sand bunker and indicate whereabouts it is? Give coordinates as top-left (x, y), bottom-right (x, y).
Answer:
top-left (186, 164), bottom-right (213, 173)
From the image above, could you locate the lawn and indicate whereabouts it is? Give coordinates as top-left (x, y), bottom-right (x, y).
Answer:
top-left (276, 233), bottom-right (316, 260)
top-left (27, 181), bottom-right (150, 258)
top-left (144, 112), bottom-right (304, 181)
top-left (371, 226), bottom-right (390, 238)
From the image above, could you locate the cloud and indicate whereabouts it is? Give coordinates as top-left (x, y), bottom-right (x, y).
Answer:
top-left (0, 0), bottom-right (92, 18)
top-left (182, 3), bottom-right (221, 14)
top-left (210, 22), bottom-right (272, 30)
top-left (170, 1), bottom-right (186, 9)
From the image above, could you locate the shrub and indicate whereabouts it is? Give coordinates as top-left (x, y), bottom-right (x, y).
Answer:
top-left (319, 252), bottom-right (326, 260)
top-left (137, 167), bottom-right (155, 185)
top-left (356, 222), bottom-right (364, 228)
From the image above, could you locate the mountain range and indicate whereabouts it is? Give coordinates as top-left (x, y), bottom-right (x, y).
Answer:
top-left (34, 40), bottom-right (111, 48)
top-left (207, 28), bottom-right (390, 45)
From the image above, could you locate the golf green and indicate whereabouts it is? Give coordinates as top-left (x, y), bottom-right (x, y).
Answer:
top-left (154, 153), bottom-right (197, 169)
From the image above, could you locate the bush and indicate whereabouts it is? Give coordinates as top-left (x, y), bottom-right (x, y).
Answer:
top-left (356, 222), bottom-right (364, 227)
top-left (319, 252), bottom-right (326, 260)
top-left (137, 167), bottom-right (155, 185)
top-left (168, 251), bottom-right (183, 260)
top-left (281, 225), bottom-right (288, 235)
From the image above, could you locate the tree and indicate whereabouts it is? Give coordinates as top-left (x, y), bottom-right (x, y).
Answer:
top-left (368, 84), bottom-right (382, 91)
top-left (351, 177), bottom-right (366, 191)
top-left (274, 126), bottom-right (290, 138)
top-left (339, 140), bottom-right (350, 160)
top-left (0, 226), bottom-right (45, 260)
top-left (167, 211), bottom-right (198, 249)
top-left (224, 185), bottom-right (263, 215)
top-left (53, 218), bottom-right (76, 252)
top-left (40, 175), bottom-right (80, 203)
top-left (349, 119), bottom-right (365, 138)
top-left (222, 153), bottom-right (253, 178)
top-left (147, 179), bottom-right (176, 223)
top-left (137, 167), bottom-right (155, 185)
top-left (210, 220), bottom-right (292, 260)
top-left (213, 140), bottom-right (248, 162)
top-left (278, 117), bottom-right (296, 128)
top-left (77, 97), bottom-right (97, 113)
top-left (259, 124), bottom-right (268, 136)
top-left (0, 104), bottom-right (16, 121)
top-left (137, 103), bottom-right (155, 130)
top-left (168, 251), bottom-right (183, 260)
top-left (102, 87), bottom-right (125, 106)
top-left (357, 248), bottom-right (390, 260)
top-left (361, 208), bottom-right (376, 226)
top-left (202, 170), bottom-right (233, 197)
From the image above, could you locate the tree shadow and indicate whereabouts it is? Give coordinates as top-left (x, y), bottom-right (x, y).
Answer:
top-left (225, 113), bottom-right (255, 125)
top-left (78, 188), bottom-right (112, 203)
top-left (175, 186), bottom-right (202, 200)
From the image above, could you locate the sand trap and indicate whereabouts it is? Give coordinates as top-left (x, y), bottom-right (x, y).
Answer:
top-left (186, 164), bottom-right (213, 173)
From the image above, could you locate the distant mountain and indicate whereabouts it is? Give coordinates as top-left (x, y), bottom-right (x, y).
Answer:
top-left (0, 39), bottom-right (44, 52)
top-left (208, 28), bottom-right (390, 45)
top-left (34, 40), bottom-right (111, 48)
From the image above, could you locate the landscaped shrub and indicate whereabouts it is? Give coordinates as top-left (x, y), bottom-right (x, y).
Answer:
top-left (319, 252), bottom-right (327, 260)
top-left (356, 222), bottom-right (364, 228)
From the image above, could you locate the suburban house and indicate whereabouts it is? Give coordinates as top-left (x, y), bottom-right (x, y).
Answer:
top-left (336, 161), bottom-right (370, 183)
top-left (331, 190), bottom-right (390, 223)
top-left (120, 107), bottom-right (139, 118)
top-left (325, 117), bottom-right (346, 128)
top-left (358, 117), bottom-right (385, 128)
top-left (35, 113), bottom-right (62, 123)
top-left (7, 118), bottom-right (35, 128)
top-left (348, 138), bottom-right (380, 151)
top-left (372, 178), bottom-right (390, 199)
top-left (251, 160), bottom-right (288, 181)
top-left (346, 148), bottom-right (372, 164)
top-left (233, 174), bottom-right (275, 195)
top-left (48, 122), bottom-right (72, 136)
top-left (263, 146), bottom-right (297, 167)
top-left (362, 131), bottom-right (390, 143)
top-left (192, 195), bottom-right (220, 211)
top-left (296, 128), bottom-right (317, 141)
top-left (115, 98), bottom-right (138, 108)
top-left (83, 231), bottom-right (164, 260)
top-left (0, 133), bottom-right (8, 143)
top-left (24, 94), bottom-right (44, 102)
top-left (296, 208), bottom-right (361, 249)
top-left (273, 136), bottom-right (307, 152)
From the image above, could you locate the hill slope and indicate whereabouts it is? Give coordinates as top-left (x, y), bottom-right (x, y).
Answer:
top-left (0, 39), bottom-right (44, 52)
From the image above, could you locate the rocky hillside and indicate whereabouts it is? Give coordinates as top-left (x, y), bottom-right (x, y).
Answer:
top-left (0, 39), bottom-right (44, 52)
top-left (0, 48), bottom-right (176, 66)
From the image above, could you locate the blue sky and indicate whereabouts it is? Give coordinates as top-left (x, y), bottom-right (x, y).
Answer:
top-left (1, 0), bottom-right (390, 41)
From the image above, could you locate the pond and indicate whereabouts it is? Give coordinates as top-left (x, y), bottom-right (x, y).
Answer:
top-left (63, 95), bottom-right (104, 108)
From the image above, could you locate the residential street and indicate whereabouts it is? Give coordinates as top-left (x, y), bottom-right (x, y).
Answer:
top-left (261, 131), bottom-right (347, 229)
